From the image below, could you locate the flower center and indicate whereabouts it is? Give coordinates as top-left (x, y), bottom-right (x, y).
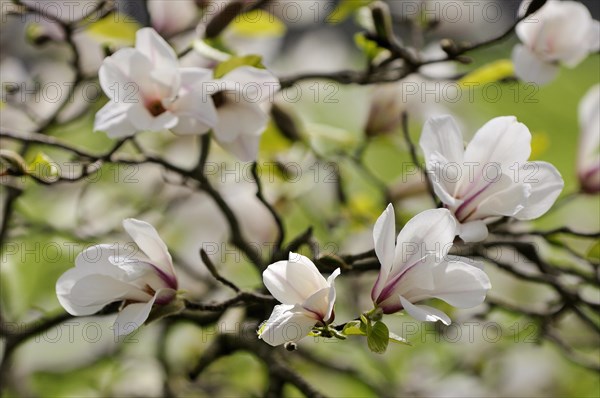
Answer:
top-left (212, 91), bottom-right (227, 108)
top-left (146, 99), bottom-right (167, 117)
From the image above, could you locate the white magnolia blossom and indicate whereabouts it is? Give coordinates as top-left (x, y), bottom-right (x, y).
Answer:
top-left (420, 115), bottom-right (564, 242)
top-left (578, 84), bottom-right (600, 193)
top-left (371, 205), bottom-right (491, 324)
top-left (211, 66), bottom-right (280, 161)
top-left (513, 0), bottom-right (600, 85)
top-left (94, 28), bottom-right (217, 138)
top-left (56, 219), bottom-right (178, 336)
top-left (259, 253), bottom-right (340, 346)
top-left (147, 0), bottom-right (199, 37)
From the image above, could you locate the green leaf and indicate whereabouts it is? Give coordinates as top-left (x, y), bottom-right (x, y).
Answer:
top-left (458, 59), bottom-right (514, 88)
top-left (366, 320), bottom-right (389, 354)
top-left (84, 12), bottom-right (140, 45)
top-left (228, 9), bottom-right (286, 38)
top-left (586, 240), bottom-right (600, 263)
top-left (28, 152), bottom-right (60, 182)
top-left (354, 33), bottom-right (385, 62)
top-left (327, 0), bottom-right (374, 24)
top-left (341, 320), bottom-right (366, 336)
top-left (214, 55), bottom-right (265, 79)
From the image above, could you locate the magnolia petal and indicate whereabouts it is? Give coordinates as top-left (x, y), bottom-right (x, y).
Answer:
top-left (98, 48), bottom-right (142, 101)
top-left (169, 90), bottom-right (217, 135)
top-left (217, 133), bottom-right (261, 162)
top-left (135, 28), bottom-right (179, 72)
top-left (56, 268), bottom-right (113, 316)
top-left (393, 208), bottom-right (456, 277)
top-left (400, 296), bottom-right (451, 325)
top-left (456, 220), bottom-right (489, 243)
top-left (588, 20), bottom-right (600, 53)
top-left (324, 268), bottom-right (341, 322)
top-left (515, 161), bottom-right (564, 220)
top-left (302, 287), bottom-right (333, 321)
top-left (214, 101), bottom-right (268, 143)
top-left (114, 293), bottom-right (158, 336)
top-left (371, 203), bottom-right (396, 299)
top-left (420, 115), bottom-right (465, 165)
top-left (69, 274), bottom-right (152, 307)
top-left (127, 104), bottom-right (178, 132)
top-left (428, 260), bottom-right (491, 308)
top-left (466, 173), bottom-right (530, 221)
top-left (425, 155), bottom-right (463, 207)
top-left (263, 253), bottom-right (327, 305)
top-left (376, 255), bottom-right (437, 313)
top-left (512, 45), bottom-right (559, 85)
top-left (578, 84), bottom-right (600, 172)
top-left (464, 116), bottom-right (532, 174)
top-left (259, 304), bottom-right (316, 346)
top-left (94, 101), bottom-right (137, 138)
top-left (122, 219), bottom-right (176, 285)
top-left (222, 66), bottom-right (280, 103)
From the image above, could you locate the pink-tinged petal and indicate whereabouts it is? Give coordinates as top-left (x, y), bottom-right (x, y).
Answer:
top-left (258, 304), bottom-right (316, 346)
top-left (376, 255), bottom-right (437, 312)
top-left (94, 101), bottom-right (137, 138)
top-left (456, 220), bottom-right (489, 243)
top-left (515, 161), bottom-right (564, 220)
top-left (302, 287), bottom-right (333, 321)
top-left (122, 219), bottom-right (177, 286)
top-left (512, 44), bottom-right (559, 85)
top-left (464, 116), bottom-right (532, 174)
top-left (392, 208), bottom-right (456, 277)
top-left (371, 204), bottom-right (396, 300)
top-left (459, 173), bottom-right (530, 222)
top-left (135, 28), bottom-right (178, 72)
top-left (400, 296), bottom-right (451, 325)
top-left (420, 115), bottom-right (465, 166)
top-left (68, 274), bottom-right (152, 307)
top-left (221, 66), bottom-right (280, 102)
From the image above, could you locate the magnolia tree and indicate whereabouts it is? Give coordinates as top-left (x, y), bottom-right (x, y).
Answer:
top-left (1, 0), bottom-right (599, 397)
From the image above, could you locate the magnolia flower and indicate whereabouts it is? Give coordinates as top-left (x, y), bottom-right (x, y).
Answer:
top-left (371, 205), bottom-right (491, 324)
top-left (259, 253), bottom-right (340, 346)
top-left (211, 66), bottom-right (280, 161)
top-left (147, 0), bottom-right (199, 37)
top-left (419, 115), bottom-right (564, 242)
top-left (513, 0), bottom-right (600, 85)
top-left (578, 84), bottom-right (600, 193)
top-left (94, 27), bottom-right (217, 138)
top-left (56, 219), bottom-right (178, 336)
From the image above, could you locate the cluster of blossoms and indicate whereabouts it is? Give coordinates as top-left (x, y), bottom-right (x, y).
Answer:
top-left (54, 0), bottom-right (599, 348)
top-left (95, 28), bottom-right (279, 162)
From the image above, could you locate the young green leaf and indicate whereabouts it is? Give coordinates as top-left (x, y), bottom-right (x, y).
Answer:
top-left (214, 55), bottom-right (265, 79)
top-left (367, 321), bottom-right (389, 354)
